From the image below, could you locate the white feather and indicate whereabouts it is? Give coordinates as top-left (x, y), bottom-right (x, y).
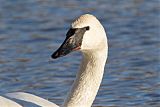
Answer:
top-left (0, 96), bottom-right (22, 107)
top-left (6, 92), bottom-right (59, 107)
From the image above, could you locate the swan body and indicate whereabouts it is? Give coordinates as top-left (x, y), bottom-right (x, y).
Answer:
top-left (6, 92), bottom-right (59, 107)
top-left (0, 96), bottom-right (22, 107)
top-left (1, 14), bottom-right (108, 107)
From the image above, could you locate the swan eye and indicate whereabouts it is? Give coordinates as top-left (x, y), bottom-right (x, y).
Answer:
top-left (85, 26), bottom-right (90, 31)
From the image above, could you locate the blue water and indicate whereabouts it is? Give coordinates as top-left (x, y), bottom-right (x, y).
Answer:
top-left (0, 0), bottom-right (160, 107)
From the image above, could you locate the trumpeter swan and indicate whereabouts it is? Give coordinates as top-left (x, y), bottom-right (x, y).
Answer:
top-left (2, 14), bottom-right (108, 107)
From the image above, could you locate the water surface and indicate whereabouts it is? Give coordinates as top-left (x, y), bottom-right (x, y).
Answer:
top-left (0, 0), bottom-right (159, 107)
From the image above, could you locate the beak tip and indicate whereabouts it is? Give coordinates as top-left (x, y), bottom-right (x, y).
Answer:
top-left (51, 52), bottom-right (59, 59)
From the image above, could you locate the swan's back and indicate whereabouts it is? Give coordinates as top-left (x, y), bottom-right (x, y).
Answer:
top-left (6, 92), bottom-right (59, 107)
top-left (0, 96), bottom-right (22, 107)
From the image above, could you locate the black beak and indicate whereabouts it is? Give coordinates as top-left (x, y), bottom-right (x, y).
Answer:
top-left (51, 35), bottom-right (81, 59)
top-left (51, 26), bottom-right (89, 59)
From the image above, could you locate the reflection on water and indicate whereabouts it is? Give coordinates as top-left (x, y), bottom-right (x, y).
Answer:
top-left (0, 0), bottom-right (159, 107)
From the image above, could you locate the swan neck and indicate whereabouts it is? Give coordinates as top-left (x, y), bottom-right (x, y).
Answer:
top-left (63, 49), bottom-right (107, 107)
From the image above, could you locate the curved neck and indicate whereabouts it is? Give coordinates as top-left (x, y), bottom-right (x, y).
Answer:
top-left (63, 49), bottom-right (107, 107)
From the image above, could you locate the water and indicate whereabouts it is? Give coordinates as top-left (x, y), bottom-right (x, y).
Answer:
top-left (0, 0), bottom-right (159, 107)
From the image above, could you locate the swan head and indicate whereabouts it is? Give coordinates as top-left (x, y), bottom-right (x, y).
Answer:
top-left (52, 14), bottom-right (107, 59)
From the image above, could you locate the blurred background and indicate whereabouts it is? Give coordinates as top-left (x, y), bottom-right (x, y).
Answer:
top-left (0, 0), bottom-right (159, 107)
